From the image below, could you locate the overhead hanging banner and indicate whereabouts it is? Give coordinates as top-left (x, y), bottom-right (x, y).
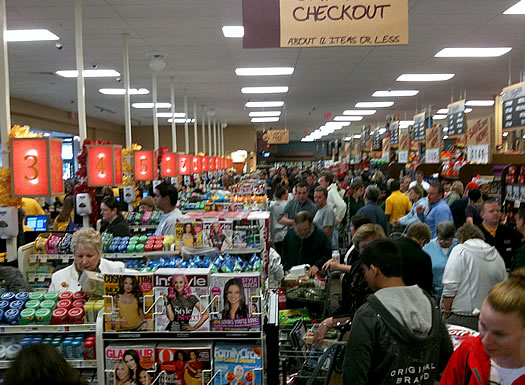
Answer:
top-left (447, 100), bottom-right (466, 136)
top-left (425, 126), bottom-right (441, 150)
top-left (201, 156), bottom-right (209, 172)
top-left (242, 0), bottom-right (408, 48)
top-left (389, 121), bottom-right (399, 145)
top-left (413, 112), bottom-right (426, 142)
top-left (263, 129), bottom-right (289, 144)
top-left (191, 156), bottom-right (202, 174)
top-left (87, 145), bottom-right (114, 186)
top-left (134, 150), bottom-right (155, 181)
top-left (160, 153), bottom-right (177, 177)
top-left (501, 81), bottom-right (525, 131)
top-left (113, 145), bottom-right (123, 186)
top-left (178, 154), bottom-right (191, 175)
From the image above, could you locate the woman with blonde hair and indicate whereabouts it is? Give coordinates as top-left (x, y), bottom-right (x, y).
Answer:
top-left (440, 268), bottom-right (525, 384)
top-left (446, 180), bottom-right (464, 206)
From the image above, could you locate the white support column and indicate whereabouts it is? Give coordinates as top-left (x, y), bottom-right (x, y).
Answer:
top-left (201, 106), bottom-right (206, 154)
top-left (152, 72), bottom-right (159, 150)
top-left (184, 90), bottom-right (189, 154)
top-left (170, 77), bottom-right (177, 152)
top-left (193, 98), bottom-right (198, 154)
top-left (213, 117), bottom-right (217, 156)
top-left (122, 33), bottom-right (132, 148)
top-left (207, 110), bottom-right (212, 155)
top-left (0, 0), bottom-right (16, 261)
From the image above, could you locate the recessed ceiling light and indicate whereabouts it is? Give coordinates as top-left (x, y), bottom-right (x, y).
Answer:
top-left (504, 0), bottom-right (525, 14)
top-left (433, 114), bottom-right (447, 120)
top-left (399, 120), bottom-right (414, 128)
top-left (56, 69), bottom-right (120, 78)
top-left (222, 26), bottom-right (244, 38)
top-left (156, 112), bottom-right (186, 118)
top-left (355, 101), bottom-right (394, 108)
top-left (241, 86), bottom-right (288, 94)
top-left (378, 128), bottom-right (387, 134)
top-left (6, 29), bottom-right (59, 42)
top-left (464, 108), bottom-right (472, 113)
top-left (437, 108), bottom-right (449, 114)
top-left (99, 88), bottom-right (149, 95)
top-left (167, 118), bottom-right (195, 123)
top-left (343, 109), bottom-right (376, 115)
top-left (372, 90), bottom-right (419, 97)
top-left (334, 116), bottom-right (363, 121)
top-left (251, 117), bottom-right (280, 123)
top-left (132, 102), bottom-right (172, 109)
top-left (466, 100), bottom-right (494, 106)
top-left (249, 111), bottom-right (282, 117)
top-left (435, 47), bottom-right (511, 57)
top-left (396, 74), bottom-right (455, 82)
top-left (353, 134), bottom-right (362, 139)
top-left (235, 67), bottom-right (294, 76)
top-left (344, 137), bottom-right (352, 141)
top-left (245, 101), bottom-right (284, 108)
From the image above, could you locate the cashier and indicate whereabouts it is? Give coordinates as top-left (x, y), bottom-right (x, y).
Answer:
top-left (48, 228), bottom-right (124, 293)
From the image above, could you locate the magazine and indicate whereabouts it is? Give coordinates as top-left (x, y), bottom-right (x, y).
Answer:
top-left (105, 344), bottom-right (155, 385)
top-left (214, 342), bottom-right (262, 385)
top-left (156, 343), bottom-right (213, 385)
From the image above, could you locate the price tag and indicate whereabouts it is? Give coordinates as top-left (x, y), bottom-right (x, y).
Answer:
top-left (467, 144), bottom-right (489, 164)
top-left (0, 361), bottom-right (10, 369)
top-left (28, 274), bottom-right (36, 281)
top-left (37, 275), bottom-right (46, 282)
top-left (398, 151), bottom-right (408, 163)
top-left (29, 255), bottom-right (37, 263)
top-left (425, 148), bottom-right (440, 164)
top-left (62, 256), bottom-right (70, 263)
top-left (39, 255), bottom-right (48, 263)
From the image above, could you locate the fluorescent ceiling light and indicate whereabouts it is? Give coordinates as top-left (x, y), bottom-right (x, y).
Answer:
top-left (43, 133), bottom-right (51, 137)
top-left (355, 101), bottom-right (394, 108)
top-left (443, 136), bottom-right (449, 139)
top-left (245, 101), bottom-right (284, 108)
top-left (325, 122), bottom-right (350, 128)
top-left (56, 69), bottom-right (120, 78)
top-left (435, 47), bottom-right (511, 57)
top-left (334, 116), bottom-right (363, 121)
top-left (249, 111), bottom-right (281, 117)
top-left (343, 109), bottom-right (376, 116)
top-left (433, 115), bottom-right (447, 120)
top-left (372, 90), bottom-right (419, 97)
top-left (99, 88), bottom-right (149, 95)
top-left (222, 26), bottom-right (244, 38)
top-left (353, 134), bottom-right (362, 139)
top-left (466, 100), bottom-right (494, 106)
top-left (344, 137), bottom-right (352, 141)
top-left (241, 86), bottom-right (288, 94)
top-left (504, 1), bottom-right (525, 14)
top-left (503, 132), bottom-right (509, 137)
top-left (132, 102), bottom-right (172, 109)
top-left (156, 112), bottom-right (186, 118)
top-left (167, 118), bottom-right (195, 123)
top-left (437, 108), bottom-right (449, 114)
top-left (251, 117), bottom-right (279, 123)
top-left (399, 120), bottom-right (414, 128)
top-left (235, 67), bottom-right (294, 76)
top-left (465, 108), bottom-right (472, 113)
top-left (443, 127), bottom-right (448, 132)
top-left (378, 128), bottom-right (387, 134)
top-left (6, 29), bottom-right (59, 42)
top-left (397, 74), bottom-right (455, 82)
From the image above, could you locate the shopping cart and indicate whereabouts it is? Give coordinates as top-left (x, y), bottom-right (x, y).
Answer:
top-left (284, 272), bottom-right (333, 321)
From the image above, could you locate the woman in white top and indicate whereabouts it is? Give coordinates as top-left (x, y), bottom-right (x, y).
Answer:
top-left (48, 228), bottom-right (124, 293)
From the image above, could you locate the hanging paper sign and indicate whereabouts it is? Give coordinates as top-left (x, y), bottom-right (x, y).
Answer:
top-left (398, 151), bottom-right (408, 163)
top-left (161, 153), bottom-right (178, 177)
top-left (11, 137), bottom-right (64, 197)
top-left (447, 100), bottom-right (466, 136)
top-left (501, 81), bottom-right (525, 130)
top-left (209, 157), bottom-right (216, 171)
top-left (178, 154), bottom-right (191, 175)
top-left (86, 145), bottom-right (114, 186)
top-left (467, 144), bottom-right (490, 164)
top-left (263, 129), bottom-right (289, 144)
top-left (398, 126), bottom-right (409, 152)
top-left (389, 121), bottom-right (399, 145)
top-left (201, 156), bottom-right (209, 172)
top-left (113, 145), bottom-right (123, 186)
top-left (134, 151), bottom-right (155, 181)
top-left (191, 156), bottom-right (202, 173)
top-left (413, 112), bottom-right (426, 142)
top-left (426, 127), bottom-right (441, 150)
top-left (467, 116), bottom-right (492, 146)
top-left (425, 148), bottom-right (440, 164)
top-left (382, 137), bottom-right (390, 153)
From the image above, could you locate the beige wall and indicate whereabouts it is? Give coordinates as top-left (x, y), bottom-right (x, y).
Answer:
top-left (10, 97), bottom-right (126, 144)
top-left (132, 124), bottom-right (257, 154)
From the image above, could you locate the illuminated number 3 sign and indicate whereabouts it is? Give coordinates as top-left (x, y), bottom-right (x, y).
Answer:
top-left (11, 137), bottom-right (64, 197)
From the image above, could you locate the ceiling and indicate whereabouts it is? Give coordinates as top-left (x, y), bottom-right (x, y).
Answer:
top-left (5, 0), bottom-right (525, 141)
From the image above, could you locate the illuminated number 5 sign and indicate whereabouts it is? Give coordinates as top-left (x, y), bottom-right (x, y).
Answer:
top-left (11, 137), bottom-right (64, 197)
top-left (134, 151), bottom-right (155, 181)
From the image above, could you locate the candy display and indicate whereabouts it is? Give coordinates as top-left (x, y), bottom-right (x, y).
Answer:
top-left (126, 209), bottom-right (162, 226)
top-left (102, 233), bottom-right (175, 254)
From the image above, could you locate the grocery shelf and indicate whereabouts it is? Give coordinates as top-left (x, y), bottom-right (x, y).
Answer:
top-left (0, 324), bottom-right (96, 334)
top-left (102, 331), bottom-right (263, 341)
top-left (0, 359), bottom-right (96, 370)
top-left (102, 250), bottom-right (179, 259)
top-left (129, 225), bottom-right (158, 232)
top-left (26, 273), bottom-right (53, 282)
top-left (29, 254), bottom-right (73, 262)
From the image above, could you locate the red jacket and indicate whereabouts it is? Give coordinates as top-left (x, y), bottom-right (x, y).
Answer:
top-left (439, 336), bottom-right (490, 385)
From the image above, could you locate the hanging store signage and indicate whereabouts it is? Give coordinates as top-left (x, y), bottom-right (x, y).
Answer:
top-left (425, 148), bottom-right (440, 164)
top-left (113, 146), bottom-right (123, 185)
top-left (191, 155), bottom-right (202, 174)
top-left (382, 136), bottom-right (390, 154)
top-left (467, 144), bottom-right (490, 164)
top-left (178, 154), bottom-right (191, 175)
top-left (398, 126), bottom-right (409, 152)
top-left (467, 116), bottom-right (492, 146)
top-left (447, 100), bottom-right (466, 136)
top-left (501, 82), bottom-right (525, 131)
top-left (201, 156), bottom-right (209, 172)
top-left (425, 127), bottom-right (441, 150)
top-left (134, 151), bottom-right (155, 181)
top-left (242, 0), bottom-right (409, 48)
top-left (413, 112), bottom-right (426, 142)
top-left (11, 137), bottom-right (64, 197)
top-left (389, 121), bottom-right (399, 145)
top-left (160, 153), bottom-right (178, 177)
top-left (214, 157), bottom-right (220, 170)
top-left (86, 145), bottom-right (115, 186)
top-left (263, 129), bottom-right (289, 144)
top-left (209, 157), bottom-right (216, 171)
top-left (398, 151), bottom-right (408, 163)
top-left (220, 157), bottom-right (226, 170)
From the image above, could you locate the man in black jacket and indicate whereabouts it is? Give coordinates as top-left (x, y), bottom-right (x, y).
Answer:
top-left (343, 238), bottom-right (452, 385)
top-left (281, 211), bottom-right (332, 277)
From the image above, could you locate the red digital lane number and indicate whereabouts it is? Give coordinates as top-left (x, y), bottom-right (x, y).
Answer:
top-left (178, 154), bottom-right (191, 175)
top-left (161, 153), bottom-right (177, 177)
top-left (201, 156), bottom-right (209, 172)
top-left (134, 151), bottom-right (154, 181)
top-left (191, 156), bottom-right (202, 173)
top-left (87, 145), bottom-right (114, 186)
top-left (11, 138), bottom-right (50, 196)
top-left (113, 146), bottom-right (123, 185)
